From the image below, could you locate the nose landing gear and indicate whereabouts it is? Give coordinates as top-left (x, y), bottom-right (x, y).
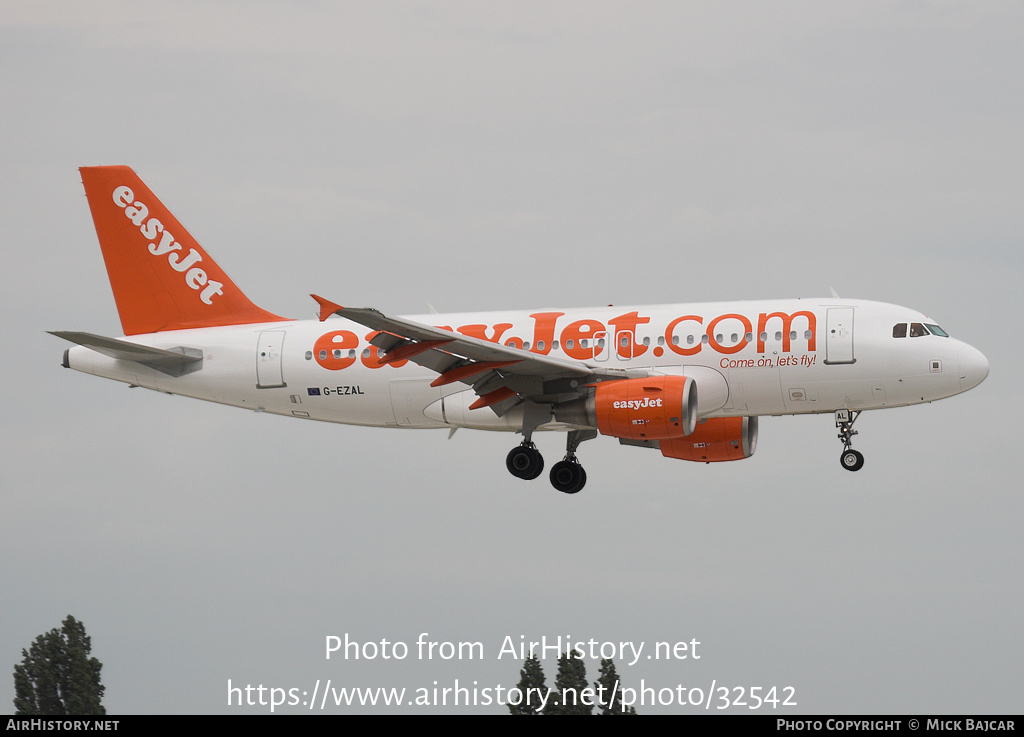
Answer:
top-left (840, 448), bottom-right (864, 472)
top-left (836, 409), bottom-right (864, 472)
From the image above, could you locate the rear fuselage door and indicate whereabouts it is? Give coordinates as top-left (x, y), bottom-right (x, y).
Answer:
top-left (256, 330), bottom-right (287, 388)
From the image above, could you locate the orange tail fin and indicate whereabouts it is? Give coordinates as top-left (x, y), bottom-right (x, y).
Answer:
top-left (80, 166), bottom-right (286, 335)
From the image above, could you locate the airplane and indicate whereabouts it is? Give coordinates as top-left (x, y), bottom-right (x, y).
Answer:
top-left (52, 166), bottom-right (990, 493)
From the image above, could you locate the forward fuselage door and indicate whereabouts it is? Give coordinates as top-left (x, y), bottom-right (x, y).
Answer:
top-left (824, 308), bottom-right (856, 365)
top-left (256, 330), bottom-right (287, 388)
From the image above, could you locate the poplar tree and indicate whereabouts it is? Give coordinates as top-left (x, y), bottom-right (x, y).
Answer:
top-left (508, 652), bottom-right (547, 715)
top-left (13, 615), bottom-right (105, 715)
top-left (594, 658), bottom-right (637, 715)
top-left (545, 650), bottom-right (591, 715)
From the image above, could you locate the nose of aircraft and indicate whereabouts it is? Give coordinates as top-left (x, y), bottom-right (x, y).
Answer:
top-left (958, 344), bottom-right (989, 392)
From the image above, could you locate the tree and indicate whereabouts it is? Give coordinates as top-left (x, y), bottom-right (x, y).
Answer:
top-left (545, 650), bottom-right (591, 715)
top-left (13, 615), bottom-right (105, 715)
top-left (594, 658), bottom-right (636, 715)
top-left (508, 652), bottom-right (547, 715)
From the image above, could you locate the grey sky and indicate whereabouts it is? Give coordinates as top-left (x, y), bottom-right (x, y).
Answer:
top-left (2, 1), bottom-right (1020, 713)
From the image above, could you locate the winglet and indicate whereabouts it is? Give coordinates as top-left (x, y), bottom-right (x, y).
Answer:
top-left (311, 294), bottom-right (344, 322)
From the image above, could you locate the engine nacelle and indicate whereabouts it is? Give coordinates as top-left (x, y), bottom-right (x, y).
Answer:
top-left (659, 416), bottom-right (758, 462)
top-left (588, 376), bottom-right (698, 441)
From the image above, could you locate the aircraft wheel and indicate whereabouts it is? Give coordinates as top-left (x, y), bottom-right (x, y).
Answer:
top-left (550, 460), bottom-right (587, 494)
top-left (507, 445), bottom-right (544, 480)
top-left (840, 449), bottom-right (864, 472)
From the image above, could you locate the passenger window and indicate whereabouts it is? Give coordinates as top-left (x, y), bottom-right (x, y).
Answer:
top-left (892, 324), bottom-right (907, 338)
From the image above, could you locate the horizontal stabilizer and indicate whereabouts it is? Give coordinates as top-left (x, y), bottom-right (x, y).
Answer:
top-left (50, 331), bottom-right (203, 377)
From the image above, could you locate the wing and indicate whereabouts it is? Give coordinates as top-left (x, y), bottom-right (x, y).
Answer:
top-left (311, 295), bottom-right (646, 417)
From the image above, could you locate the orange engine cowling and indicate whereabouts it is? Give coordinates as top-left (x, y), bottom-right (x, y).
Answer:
top-left (593, 376), bottom-right (697, 441)
top-left (659, 416), bottom-right (758, 462)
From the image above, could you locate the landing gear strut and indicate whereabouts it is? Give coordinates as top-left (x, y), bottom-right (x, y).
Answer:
top-left (506, 402), bottom-right (549, 481)
top-left (836, 409), bottom-right (864, 472)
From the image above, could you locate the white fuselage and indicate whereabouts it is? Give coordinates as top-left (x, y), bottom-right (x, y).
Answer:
top-left (64, 298), bottom-right (988, 434)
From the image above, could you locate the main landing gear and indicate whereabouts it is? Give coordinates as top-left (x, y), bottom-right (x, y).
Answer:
top-left (506, 441), bottom-right (544, 480)
top-left (507, 429), bottom-right (596, 493)
top-left (836, 409), bottom-right (864, 472)
top-left (549, 459), bottom-right (586, 494)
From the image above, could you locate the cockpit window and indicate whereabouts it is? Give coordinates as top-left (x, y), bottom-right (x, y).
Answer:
top-left (895, 322), bottom-right (949, 338)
